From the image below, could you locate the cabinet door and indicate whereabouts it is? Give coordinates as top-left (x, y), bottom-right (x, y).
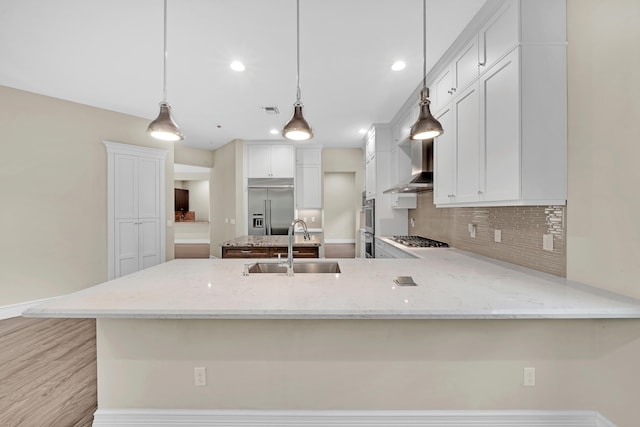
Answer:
top-left (114, 154), bottom-right (138, 219)
top-left (296, 164), bottom-right (321, 209)
top-left (139, 218), bottom-right (161, 270)
top-left (365, 156), bottom-right (376, 199)
top-left (478, 0), bottom-right (518, 73)
top-left (296, 148), bottom-right (321, 165)
top-left (115, 219), bottom-right (140, 278)
top-left (454, 38), bottom-right (479, 94)
top-left (138, 157), bottom-right (161, 218)
top-left (453, 83), bottom-right (481, 203)
top-left (433, 67), bottom-right (454, 113)
top-left (269, 145), bottom-right (295, 178)
top-left (433, 106), bottom-right (455, 205)
top-left (480, 49), bottom-right (520, 201)
top-left (247, 145), bottom-right (271, 178)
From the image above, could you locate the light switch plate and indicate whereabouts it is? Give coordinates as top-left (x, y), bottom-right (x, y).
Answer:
top-left (543, 234), bottom-right (554, 251)
top-left (494, 230), bottom-right (502, 243)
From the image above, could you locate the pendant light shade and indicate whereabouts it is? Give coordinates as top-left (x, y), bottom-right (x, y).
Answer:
top-left (410, 88), bottom-right (443, 140)
top-left (410, 0), bottom-right (443, 141)
top-left (283, 102), bottom-right (313, 141)
top-left (147, 101), bottom-right (183, 141)
top-left (282, 0), bottom-right (313, 141)
top-left (148, 0), bottom-right (183, 141)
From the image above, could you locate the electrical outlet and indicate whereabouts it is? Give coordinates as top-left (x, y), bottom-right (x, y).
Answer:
top-left (543, 234), bottom-right (554, 251)
top-left (468, 224), bottom-right (476, 238)
top-left (303, 217), bottom-right (307, 222)
top-left (410, 217), bottom-right (415, 228)
top-left (230, 218), bottom-right (235, 225)
top-left (523, 367), bottom-right (536, 387)
top-left (194, 367), bottom-right (206, 386)
top-left (311, 217), bottom-right (315, 223)
top-left (494, 229), bottom-right (502, 243)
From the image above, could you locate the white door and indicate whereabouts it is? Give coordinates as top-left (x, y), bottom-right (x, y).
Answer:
top-left (105, 141), bottom-right (166, 280)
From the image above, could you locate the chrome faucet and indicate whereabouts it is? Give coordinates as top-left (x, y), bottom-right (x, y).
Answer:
top-left (285, 219), bottom-right (310, 276)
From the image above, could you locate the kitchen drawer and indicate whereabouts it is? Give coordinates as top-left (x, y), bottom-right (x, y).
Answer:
top-left (271, 246), bottom-right (319, 259)
top-left (222, 247), bottom-right (270, 258)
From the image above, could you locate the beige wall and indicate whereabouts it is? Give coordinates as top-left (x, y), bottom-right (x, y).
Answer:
top-left (210, 140), bottom-right (244, 258)
top-left (322, 148), bottom-right (364, 250)
top-left (323, 172), bottom-right (356, 241)
top-left (174, 144), bottom-right (214, 168)
top-left (566, 0), bottom-right (640, 298)
top-left (97, 318), bottom-right (640, 425)
top-left (0, 85), bottom-right (175, 306)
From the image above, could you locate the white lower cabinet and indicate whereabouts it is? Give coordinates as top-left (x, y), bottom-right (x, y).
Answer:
top-left (375, 238), bottom-right (415, 259)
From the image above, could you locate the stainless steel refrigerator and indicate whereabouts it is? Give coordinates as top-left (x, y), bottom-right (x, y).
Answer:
top-left (248, 178), bottom-right (295, 235)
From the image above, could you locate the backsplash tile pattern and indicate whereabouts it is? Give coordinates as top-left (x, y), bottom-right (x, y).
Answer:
top-left (408, 193), bottom-right (566, 277)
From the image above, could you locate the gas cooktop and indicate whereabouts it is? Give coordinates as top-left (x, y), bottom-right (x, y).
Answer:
top-left (390, 235), bottom-right (449, 248)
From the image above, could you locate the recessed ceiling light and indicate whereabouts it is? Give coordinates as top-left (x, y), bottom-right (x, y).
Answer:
top-left (230, 61), bottom-right (246, 72)
top-left (391, 61), bottom-right (406, 71)
top-left (358, 128), bottom-right (367, 134)
top-left (270, 129), bottom-right (279, 135)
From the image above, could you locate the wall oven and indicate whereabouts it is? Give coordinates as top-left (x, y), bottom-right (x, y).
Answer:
top-left (364, 231), bottom-right (375, 258)
top-left (363, 198), bottom-right (375, 234)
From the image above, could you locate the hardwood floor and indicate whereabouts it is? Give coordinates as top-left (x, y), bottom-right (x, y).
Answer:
top-left (0, 317), bottom-right (97, 427)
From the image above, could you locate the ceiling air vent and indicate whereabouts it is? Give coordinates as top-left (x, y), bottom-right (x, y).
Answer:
top-left (262, 106), bottom-right (280, 115)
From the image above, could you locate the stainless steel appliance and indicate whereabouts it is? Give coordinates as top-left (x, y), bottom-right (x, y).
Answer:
top-left (248, 178), bottom-right (294, 235)
top-left (383, 139), bottom-right (434, 194)
top-left (389, 235), bottom-right (449, 248)
top-left (363, 198), bottom-right (375, 234)
top-left (364, 231), bottom-right (375, 258)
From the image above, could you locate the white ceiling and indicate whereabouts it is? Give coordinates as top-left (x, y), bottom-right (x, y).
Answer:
top-left (0, 0), bottom-right (486, 151)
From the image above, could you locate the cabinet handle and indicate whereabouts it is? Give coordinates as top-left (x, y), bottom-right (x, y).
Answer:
top-left (240, 250), bottom-right (252, 254)
top-left (448, 194), bottom-right (455, 198)
top-left (451, 87), bottom-right (457, 92)
top-left (477, 190), bottom-right (483, 195)
top-left (478, 61), bottom-right (486, 67)
top-left (447, 90), bottom-right (452, 95)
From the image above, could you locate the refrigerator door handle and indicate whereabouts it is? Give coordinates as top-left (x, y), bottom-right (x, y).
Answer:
top-left (265, 199), bottom-right (272, 235)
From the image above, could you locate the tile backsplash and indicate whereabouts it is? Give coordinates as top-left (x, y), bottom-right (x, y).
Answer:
top-left (408, 192), bottom-right (566, 276)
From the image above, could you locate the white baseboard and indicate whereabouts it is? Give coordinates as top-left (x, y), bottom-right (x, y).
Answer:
top-left (0, 297), bottom-right (59, 320)
top-left (324, 239), bottom-right (356, 244)
top-left (92, 409), bottom-right (616, 427)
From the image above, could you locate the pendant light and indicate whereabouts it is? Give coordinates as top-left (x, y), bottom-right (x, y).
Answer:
top-left (282, 0), bottom-right (313, 141)
top-left (410, 0), bottom-right (443, 141)
top-left (147, 0), bottom-right (183, 142)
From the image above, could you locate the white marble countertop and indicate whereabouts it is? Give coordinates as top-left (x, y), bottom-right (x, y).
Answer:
top-left (23, 249), bottom-right (640, 319)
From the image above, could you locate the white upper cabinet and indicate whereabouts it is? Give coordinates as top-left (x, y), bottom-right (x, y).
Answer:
top-left (296, 148), bottom-right (322, 209)
top-left (432, 0), bottom-right (567, 207)
top-left (433, 106), bottom-right (455, 205)
top-left (247, 144), bottom-right (294, 178)
top-left (477, 0), bottom-right (518, 74)
top-left (433, 38), bottom-right (479, 114)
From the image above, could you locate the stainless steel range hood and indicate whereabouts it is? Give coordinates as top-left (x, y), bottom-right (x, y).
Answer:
top-left (383, 139), bottom-right (434, 194)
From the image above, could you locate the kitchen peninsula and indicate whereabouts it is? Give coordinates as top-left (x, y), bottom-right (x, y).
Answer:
top-left (23, 251), bottom-right (640, 425)
top-left (220, 235), bottom-right (321, 259)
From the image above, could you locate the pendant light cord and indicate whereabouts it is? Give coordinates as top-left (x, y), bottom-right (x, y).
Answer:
top-left (163, 0), bottom-right (168, 102)
top-left (295, 0), bottom-right (301, 103)
top-left (422, 0), bottom-right (426, 91)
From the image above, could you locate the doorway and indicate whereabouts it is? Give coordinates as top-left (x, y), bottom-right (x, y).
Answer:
top-left (323, 172), bottom-right (356, 258)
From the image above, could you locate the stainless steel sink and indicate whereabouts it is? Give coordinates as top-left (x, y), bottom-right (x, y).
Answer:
top-left (247, 262), bottom-right (341, 274)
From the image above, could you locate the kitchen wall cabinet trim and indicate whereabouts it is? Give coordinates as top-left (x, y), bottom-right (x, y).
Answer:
top-left (246, 143), bottom-right (294, 178)
top-left (104, 141), bottom-right (167, 280)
